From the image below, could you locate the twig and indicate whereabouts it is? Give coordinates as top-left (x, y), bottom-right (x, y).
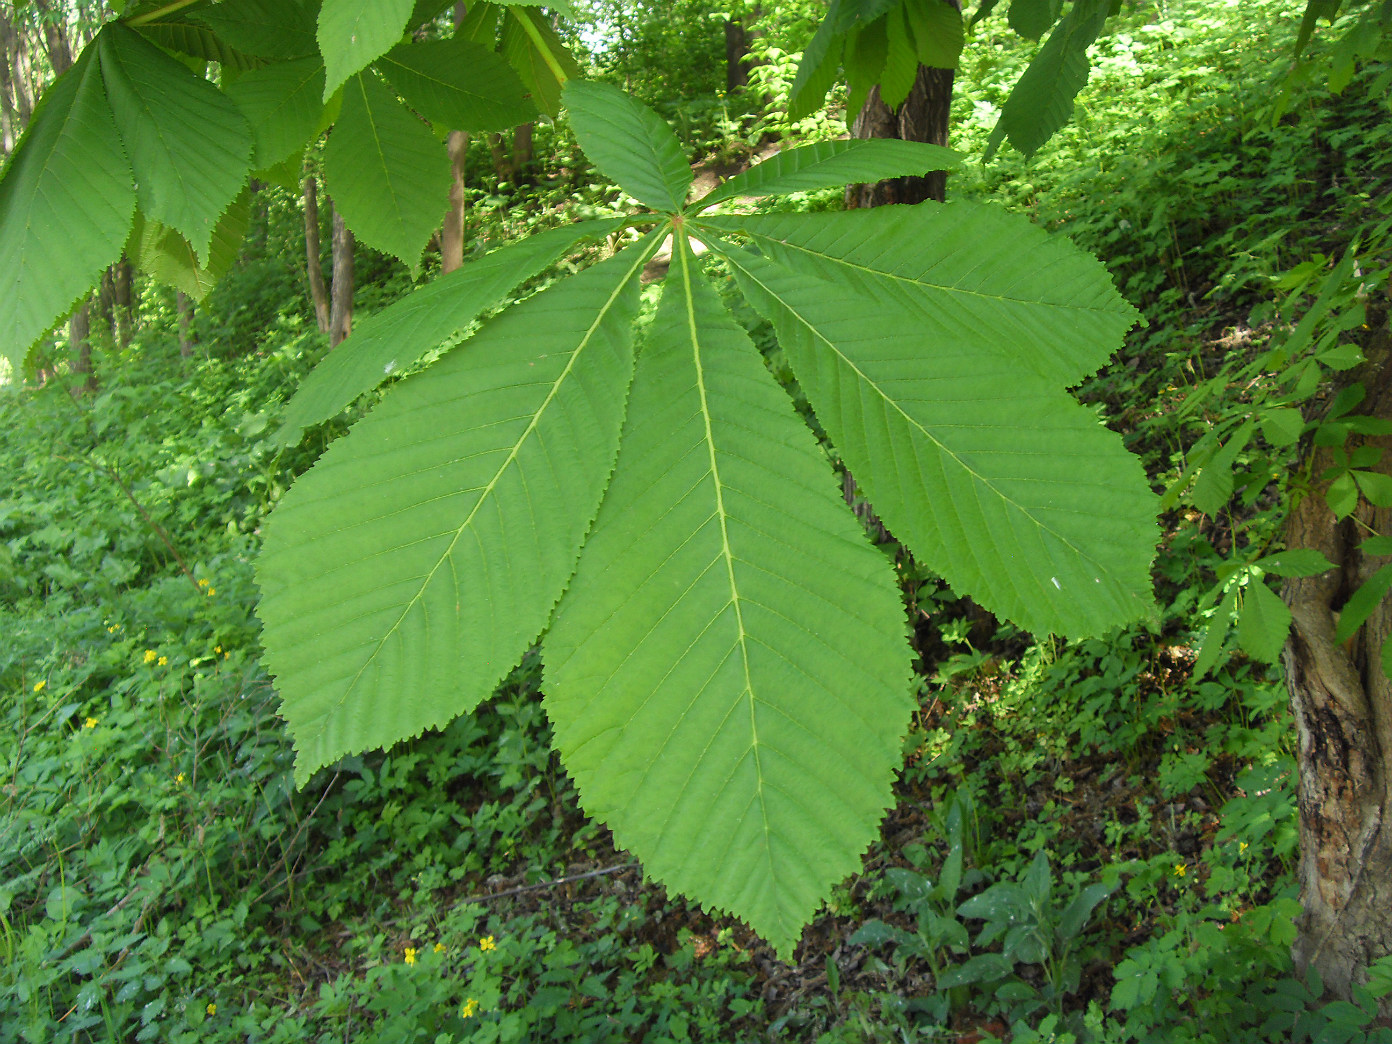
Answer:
top-left (459, 863), bottom-right (639, 905)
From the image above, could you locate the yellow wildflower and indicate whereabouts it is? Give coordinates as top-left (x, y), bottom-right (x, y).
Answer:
top-left (214, 646), bottom-right (222, 655)
top-left (157, 656), bottom-right (168, 667)
top-left (404, 947), bottom-right (417, 965)
top-left (1173, 863), bottom-right (1186, 878)
top-left (175, 772), bottom-right (186, 785)
top-left (83, 717), bottom-right (97, 729)
top-left (461, 998), bottom-right (480, 1018)
top-left (1239, 841), bottom-right (1249, 854)
top-left (198, 578), bottom-right (210, 588)
top-left (33, 680), bottom-right (45, 692)
top-left (143, 650), bottom-right (157, 664)
top-left (207, 588), bottom-right (216, 597)
top-left (433, 942), bottom-right (445, 954)
top-left (479, 935), bottom-right (496, 952)
top-left (206, 1003), bottom-right (216, 1016)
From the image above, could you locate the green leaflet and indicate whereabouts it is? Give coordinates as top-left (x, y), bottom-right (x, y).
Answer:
top-left (564, 81), bottom-right (691, 212)
top-left (258, 237), bottom-right (656, 785)
top-left (97, 23), bottom-right (251, 262)
top-left (128, 191), bottom-right (252, 301)
top-left (905, 0), bottom-right (965, 68)
top-left (880, 4), bottom-right (920, 108)
top-left (710, 232), bottom-right (1155, 639)
top-left (324, 72), bottom-right (451, 274)
top-left (1237, 579), bottom-right (1292, 663)
top-left (0, 47), bottom-right (133, 371)
top-left (501, 6), bottom-right (583, 117)
top-left (194, 0), bottom-right (319, 60)
top-left (544, 234), bottom-right (913, 959)
top-left (986, 0), bottom-right (1109, 160)
top-left (318, 0), bottom-right (415, 100)
top-left (789, 0), bottom-right (900, 118)
top-left (844, 18), bottom-right (889, 120)
top-left (377, 38), bottom-right (535, 133)
top-left (700, 204), bottom-right (1138, 387)
top-left (693, 140), bottom-right (958, 209)
top-left (274, 217), bottom-right (627, 443)
top-left (1008, 0), bottom-right (1065, 41)
top-left (224, 58), bottom-right (329, 170)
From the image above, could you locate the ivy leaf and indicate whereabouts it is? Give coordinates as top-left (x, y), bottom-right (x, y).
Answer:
top-left (564, 81), bottom-right (691, 211)
top-left (223, 57), bottom-right (328, 170)
top-left (709, 221), bottom-right (1154, 639)
top-left (258, 240), bottom-right (655, 785)
top-left (377, 38), bottom-right (535, 133)
top-left (0, 48), bottom-right (133, 370)
top-left (318, 0), bottom-right (415, 100)
top-left (97, 23), bottom-right (251, 261)
top-left (275, 218), bottom-right (627, 443)
top-left (324, 72), bottom-right (450, 274)
top-left (544, 235), bottom-right (913, 959)
top-left (694, 139), bottom-right (958, 209)
top-left (1237, 580), bottom-right (1292, 663)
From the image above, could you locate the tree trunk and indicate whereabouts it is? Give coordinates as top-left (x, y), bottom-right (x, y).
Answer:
top-left (846, 64), bottom-right (956, 208)
top-left (176, 291), bottom-right (193, 358)
top-left (442, 129), bottom-right (469, 273)
top-left (328, 206), bottom-right (354, 348)
top-left (113, 255), bottom-right (132, 347)
top-left (1285, 334), bottom-right (1392, 1013)
top-left (303, 175), bottom-right (331, 333)
top-left (725, 17), bottom-right (750, 94)
top-left (513, 122), bottom-right (533, 180)
top-left (68, 298), bottom-right (95, 393)
top-left (31, 0), bottom-right (73, 76)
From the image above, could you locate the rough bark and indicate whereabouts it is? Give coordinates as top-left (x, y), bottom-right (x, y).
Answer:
top-left (1286, 331), bottom-right (1392, 1013)
top-left (442, 129), bottom-right (469, 273)
top-left (328, 207), bottom-right (354, 348)
top-left (846, 64), bottom-right (956, 208)
top-left (303, 175), bottom-right (331, 333)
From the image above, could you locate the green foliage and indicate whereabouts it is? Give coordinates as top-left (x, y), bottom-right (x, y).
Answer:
top-left (260, 80), bottom-right (1152, 955)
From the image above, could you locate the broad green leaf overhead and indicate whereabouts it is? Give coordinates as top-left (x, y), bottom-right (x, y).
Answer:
top-left (844, 17), bottom-right (889, 118)
top-left (709, 230), bottom-right (1156, 638)
top-left (0, 49), bottom-right (133, 371)
top-left (905, 0), bottom-right (966, 68)
top-left (701, 204), bottom-right (1138, 387)
top-left (986, 0), bottom-right (1109, 159)
top-left (318, 0), bottom-right (415, 100)
top-left (377, 38), bottom-right (536, 133)
top-left (564, 80), bottom-right (692, 211)
top-left (324, 72), bottom-right (450, 274)
top-left (258, 241), bottom-right (654, 785)
top-left (194, 0), bottom-right (320, 59)
top-left (880, 5), bottom-right (920, 108)
top-left (694, 140), bottom-right (958, 209)
top-left (97, 23), bottom-right (252, 261)
top-left (789, 0), bottom-right (901, 118)
top-left (501, 5), bottom-right (584, 116)
top-left (1009, 0), bottom-right (1065, 40)
top-left (274, 218), bottom-right (627, 443)
top-left (223, 58), bottom-right (329, 170)
top-left (544, 235), bottom-right (913, 959)
top-left (128, 191), bottom-right (252, 301)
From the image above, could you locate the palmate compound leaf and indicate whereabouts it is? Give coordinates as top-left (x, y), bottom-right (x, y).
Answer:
top-left (543, 232), bottom-right (914, 959)
top-left (702, 215), bottom-right (1157, 639)
top-left (273, 218), bottom-right (626, 444)
top-left (0, 46), bottom-right (133, 370)
top-left (257, 236), bottom-right (658, 784)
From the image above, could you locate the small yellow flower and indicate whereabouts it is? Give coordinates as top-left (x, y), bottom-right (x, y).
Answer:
top-left (33, 680), bottom-right (46, 692)
top-left (83, 717), bottom-right (98, 729)
top-left (479, 935), bottom-right (496, 952)
top-left (207, 588), bottom-right (216, 597)
top-left (157, 656), bottom-right (168, 667)
top-left (1173, 862), bottom-right (1186, 878)
top-left (206, 1003), bottom-right (216, 1016)
top-left (461, 998), bottom-right (480, 1018)
top-left (175, 772), bottom-right (186, 785)
top-left (198, 578), bottom-right (210, 588)
top-left (404, 947), bottom-right (417, 965)
top-left (214, 646), bottom-right (222, 655)
top-left (433, 942), bottom-right (445, 953)
top-left (143, 650), bottom-right (157, 664)
top-left (1239, 841), bottom-right (1249, 854)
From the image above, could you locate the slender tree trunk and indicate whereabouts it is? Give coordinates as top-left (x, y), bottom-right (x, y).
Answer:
top-left (442, 129), bottom-right (468, 273)
top-left (328, 206), bottom-right (353, 348)
top-left (68, 298), bottom-right (95, 393)
top-left (846, 64), bottom-right (956, 208)
top-left (176, 291), bottom-right (193, 358)
top-left (31, 0), bottom-right (73, 76)
top-left (1285, 333), bottom-right (1392, 1014)
top-left (725, 17), bottom-right (751, 94)
top-left (488, 132), bottom-right (516, 185)
top-left (113, 255), bottom-right (132, 347)
top-left (513, 122), bottom-right (533, 181)
top-left (303, 175), bottom-right (331, 333)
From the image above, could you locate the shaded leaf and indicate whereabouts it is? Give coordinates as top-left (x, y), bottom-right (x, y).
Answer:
top-left (880, 4), bottom-right (920, 109)
top-left (1193, 583), bottom-right (1239, 679)
top-left (0, 49), bottom-right (133, 370)
top-left (564, 80), bottom-right (691, 211)
top-left (1254, 549), bottom-right (1336, 578)
top-left (224, 57), bottom-right (328, 169)
top-left (324, 72), bottom-right (450, 273)
top-left (275, 218), bottom-right (626, 442)
top-left (906, 0), bottom-right (966, 68)
top-left (195, 0), bottom-right (319, 59)
top-left (1237, 579), bottom-right (1291, 663)
top-left (1009, 0), bottom-right (1064, 40)
top-left (128, 191), bottom-right (251, 300)
top-left (377, 38), bottom-right (535, 132)
top-left (1334, 562), bottom-right (1392, 645)
top-left (98, 23), bottom-right (252, 261)
top-left (501, 5), bottom-right (583, 117)
top-left (543, 236), bottom-right (912, 959)
top-left (258, 241), bottom-right (653, 784)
